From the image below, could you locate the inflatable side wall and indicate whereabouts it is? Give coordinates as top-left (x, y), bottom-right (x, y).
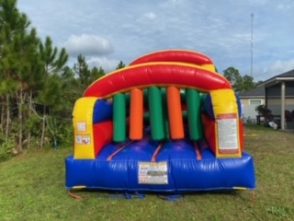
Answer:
top-left (66, 50), bottom-right (255, 192)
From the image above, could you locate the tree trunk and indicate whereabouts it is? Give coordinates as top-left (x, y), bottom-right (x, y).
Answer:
top-left (5, 94), bottom-right (11, 141)
top-left (18, 89), bottom-right (24, 152)
top-left (40, 105), bottom-right (46, 148)
top-left (27, 91), bottom-right (33, 148)
top-left (0, 97), bottom-right (4, 131)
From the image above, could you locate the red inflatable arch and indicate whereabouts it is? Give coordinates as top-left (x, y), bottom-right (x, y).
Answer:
top-left (131, 50), bottom-right (213, 66)
top-left (84, 50), bottom-right (229, 98)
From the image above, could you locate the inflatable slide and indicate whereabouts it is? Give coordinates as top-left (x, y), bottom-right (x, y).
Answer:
top-left (65, 49), bottom-right (256, 192)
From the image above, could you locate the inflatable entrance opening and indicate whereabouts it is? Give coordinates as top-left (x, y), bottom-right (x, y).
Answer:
top-left (66, 50), bottom-right (256, 192)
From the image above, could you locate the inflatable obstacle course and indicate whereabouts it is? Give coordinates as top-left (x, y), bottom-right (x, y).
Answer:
top-left (66, 50), bottom-right (255, 192)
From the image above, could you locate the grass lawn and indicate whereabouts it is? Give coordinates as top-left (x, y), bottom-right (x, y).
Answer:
top-left (0, 126), bottom-right (293, 221)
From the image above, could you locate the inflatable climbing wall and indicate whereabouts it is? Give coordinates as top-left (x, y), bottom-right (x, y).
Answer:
top-left (65, 50), bottom-right (256, 192)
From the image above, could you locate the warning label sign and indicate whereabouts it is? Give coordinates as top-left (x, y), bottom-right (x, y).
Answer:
top-left (75, 135), bottom-right (91, 145)
top-left (138, 162), bottom-right (168, 185)
top-left (217, 117), bottom-right (239, 151)
top-left (77, 122), bottom-right (87, 132)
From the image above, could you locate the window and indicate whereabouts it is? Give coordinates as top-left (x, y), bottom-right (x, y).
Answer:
top-left (250, 99), bottom-right (262, 105)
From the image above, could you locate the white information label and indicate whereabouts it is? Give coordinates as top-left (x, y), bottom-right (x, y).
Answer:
top-left (217, 118), bottom-right (238, 150)
top-left (138, 162), bottom-right (168, 185)
top-left (75, 135), bottom-right (91, 145)
top-left (77, 122), bottom-right (87, 132)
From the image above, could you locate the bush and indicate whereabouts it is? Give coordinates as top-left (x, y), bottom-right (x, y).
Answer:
top-left (46, 117), bottom-right (73, 148)
top-left (0, 136), bottom-right (16, 162)
top-left (255, 105), bottom-right (272, 118)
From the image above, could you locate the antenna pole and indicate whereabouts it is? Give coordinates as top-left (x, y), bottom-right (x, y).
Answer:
top-left (250, 13), bottom-right (254, 77)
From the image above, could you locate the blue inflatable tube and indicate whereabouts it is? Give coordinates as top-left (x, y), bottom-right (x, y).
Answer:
top-left (93, 99), bottom-right (113, 123)
top-left (66, 140), bottom-right (256, 192)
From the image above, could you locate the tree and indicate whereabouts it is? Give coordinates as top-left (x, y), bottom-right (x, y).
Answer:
top-left (14, 27), bottom-right (42, 152)
top-left (242, 75), bottom-right (256, 91)
top-left (73, 54), bottom-right (91, 88)
top-left (0, 0), bottom-right (41, 152)
top-left (0, 0), bottom-right (74, 159)
top-left (116, 61), bottom-right (125, 70)
top-left (73, 54), bottom-right (105, 93)
top-left (90, 66), bottom-right (105, 81)
top-left (0, 0), bottom-right (118, 159)
top-left (223, 67), bottom-right (256, 93)
top-left (38, 36), bottom-right (68, 148)
top-left (223, 67), bottom-right (243, 92)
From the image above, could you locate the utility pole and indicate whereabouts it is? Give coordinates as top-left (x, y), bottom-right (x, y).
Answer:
top-left (250, 13), bottom-right (254, 77)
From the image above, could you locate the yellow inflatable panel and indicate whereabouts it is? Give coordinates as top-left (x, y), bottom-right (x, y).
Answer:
top-left (73, 97), bottom-right (97, 159)
top-left (210, 89), bottom-right (238, 116)
top-left (210, 89), bottom-right (241, 158)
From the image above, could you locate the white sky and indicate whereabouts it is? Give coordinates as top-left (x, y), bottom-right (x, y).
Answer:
top-left (18, 0), bottom-right (294, 80)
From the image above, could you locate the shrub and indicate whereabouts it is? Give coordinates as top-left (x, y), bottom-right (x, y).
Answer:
top-left (0, 136), bottom-right (16, 162)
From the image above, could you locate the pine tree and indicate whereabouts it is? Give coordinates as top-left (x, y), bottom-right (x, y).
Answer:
top-left (116, 61), bottom-right (126, 70)
top-left (0, 0), bottom-right (36, 152)
top-left (38, 36), bottom-right (68, 148)
top-left (90, 66), bottom-right (105, 82)
top-left (73, 54), bottom-right (91, 88)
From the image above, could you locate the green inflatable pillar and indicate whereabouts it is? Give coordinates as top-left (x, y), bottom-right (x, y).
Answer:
top-left (148, 87), bottom-right (165, 141)
top-left (161, 88), bottom-right (170, 140)
top-left (113, 93), bottom-right (127, 142)
top-left (186, 89), bottom-right (203, 141)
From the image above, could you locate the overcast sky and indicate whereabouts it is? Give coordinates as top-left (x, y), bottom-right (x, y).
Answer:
top-left (18, 0), bottom-right (294, 81)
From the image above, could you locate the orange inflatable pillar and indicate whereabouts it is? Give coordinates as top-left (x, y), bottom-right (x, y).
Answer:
top-left (129, 88), bottom-right (144, 140)
top-left (167, 86), bottom-right (184, 139)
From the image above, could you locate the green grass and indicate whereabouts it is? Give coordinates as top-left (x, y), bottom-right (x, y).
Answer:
top-left (0, 126), bottom-right (293, 221)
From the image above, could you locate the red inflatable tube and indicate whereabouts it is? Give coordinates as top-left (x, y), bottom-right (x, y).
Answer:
top-left (84, 63), bottom-right (231, 98)
top-left (239, 120), bottom-right (245, 150)
top-left (93, 121), bottom-right (113, 156)
top-left (202, 114), bottom-right (216, 153)
top-left (131, 50), bottom-right (213, 66)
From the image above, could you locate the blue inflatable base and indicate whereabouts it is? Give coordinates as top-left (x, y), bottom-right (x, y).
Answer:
top-left (65, 140), bottom-right (256, 192)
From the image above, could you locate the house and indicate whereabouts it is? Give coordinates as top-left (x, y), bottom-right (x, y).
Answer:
top-left (239, 86), bottom-right (265, 123)
top-left (262, 69), bottom-right (294, 130)
top-left (239, 69), bottom-right (294, 130)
